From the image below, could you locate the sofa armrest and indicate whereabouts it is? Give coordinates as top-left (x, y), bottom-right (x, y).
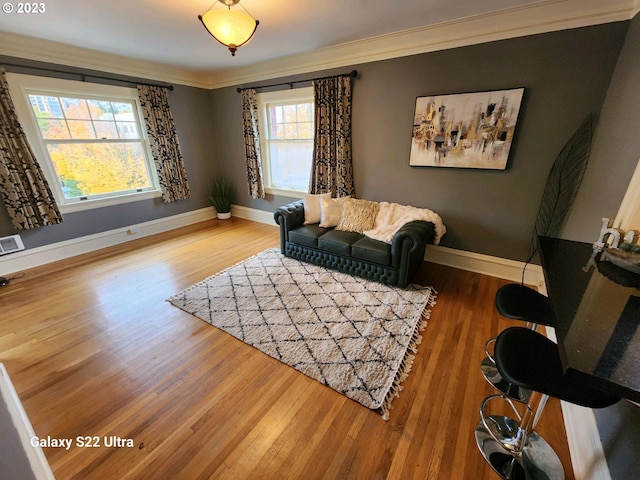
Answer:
top-left (274, 200), bottom-right (305, 253)
top-left (391, 221), bottom-right (436, 286)
top-left (391, 220), bottom-right (436, 255)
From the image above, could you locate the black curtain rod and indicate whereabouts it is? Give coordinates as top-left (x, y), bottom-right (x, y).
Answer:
top-left (1, 62), bottom-right (174, 91)
top-left (237, 69), bottom-right (358, 93)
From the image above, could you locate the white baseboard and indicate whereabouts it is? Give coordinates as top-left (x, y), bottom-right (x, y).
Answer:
top-left (424, 244), bottom-right (544, 286)
top-left (562, 402), bottom-right (612, 480)
top-left (0, 204), bottom-right (610, 480)
top-left (0, 207), bottom-right (215, 275)
top-left (230, 204), bottom-right (275, 225)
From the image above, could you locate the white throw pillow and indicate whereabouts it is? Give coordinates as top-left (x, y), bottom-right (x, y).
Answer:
top-left (303, 193), bottom-right (331, 224)
top-left (319, 196), bottom-right (350, 228)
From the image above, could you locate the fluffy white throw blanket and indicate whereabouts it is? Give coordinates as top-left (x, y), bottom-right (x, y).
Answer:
top-left (364, 202), bottom-right (446, 245)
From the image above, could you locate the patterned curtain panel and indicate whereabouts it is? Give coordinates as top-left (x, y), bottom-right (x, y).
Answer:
top-left (0, 69), bottom-right (63, 230)
top-left (309, 75), bottom-right (355, 197)
top-left (137, 85), bottom-right (190, 203)
top-left (240, 89), bottom-right (265, 199)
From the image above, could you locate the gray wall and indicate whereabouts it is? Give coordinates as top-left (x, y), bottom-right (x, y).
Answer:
top-left (564, 12), bottom-right (640, 242)
top-left (213, 23), bottom-right (628, 262)
top-left (0, 58), bottom-right (220, 249)
top-left (573, 12), bottom-right (640, 480)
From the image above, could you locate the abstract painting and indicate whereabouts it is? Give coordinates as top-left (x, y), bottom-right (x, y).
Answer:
top-left (409, 88), bottom-right (524, 169)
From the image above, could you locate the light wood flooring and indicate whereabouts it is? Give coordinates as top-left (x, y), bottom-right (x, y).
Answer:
top-left (0, 217), bottom-right (574, 479)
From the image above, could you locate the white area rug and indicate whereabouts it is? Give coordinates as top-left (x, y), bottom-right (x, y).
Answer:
top-left (168, 248), bottom-right (436, 419)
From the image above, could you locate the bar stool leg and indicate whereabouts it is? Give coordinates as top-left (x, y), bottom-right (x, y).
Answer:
top-left (520, 392), bottom-right (549, 442)
top-left (475, 392), bottom-right (565, 480)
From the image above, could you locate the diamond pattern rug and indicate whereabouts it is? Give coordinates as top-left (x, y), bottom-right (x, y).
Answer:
top-left (167, 248), bottom-right (436, 419)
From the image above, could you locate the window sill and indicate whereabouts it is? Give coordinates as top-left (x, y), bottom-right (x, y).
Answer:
top-left (58, 190), bottom-right (162, 214)
top-left (265, 187), bottom-right (306, 199)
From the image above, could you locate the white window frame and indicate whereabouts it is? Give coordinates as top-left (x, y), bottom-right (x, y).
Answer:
top-left (6, 73), bottom-right (161, 213)
top-left (257, 87), bottom-right (314, 198)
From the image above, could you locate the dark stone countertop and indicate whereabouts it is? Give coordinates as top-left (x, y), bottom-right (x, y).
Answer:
top-left (539, 236), bottom-right (640, 403)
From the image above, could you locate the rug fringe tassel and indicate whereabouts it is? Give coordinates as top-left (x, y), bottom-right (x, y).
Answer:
top-left (380, 289), bottom-right (436, 421)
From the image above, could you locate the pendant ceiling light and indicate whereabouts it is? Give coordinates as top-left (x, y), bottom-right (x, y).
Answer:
top-left (199, 0), bottom-right (259, 56)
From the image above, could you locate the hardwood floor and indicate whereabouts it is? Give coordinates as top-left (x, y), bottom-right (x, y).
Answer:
top-left (0, 217), bottom-right (574, 479)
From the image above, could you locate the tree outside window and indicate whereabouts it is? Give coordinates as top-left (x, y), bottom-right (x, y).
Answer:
top-left (28, 94), bottom-right (154, 200)
top-left (259, 87), bottom-right (314, 195)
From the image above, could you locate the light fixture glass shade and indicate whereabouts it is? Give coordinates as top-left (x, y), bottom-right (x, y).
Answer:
top-left (199, 7), bottom-right (259, 56)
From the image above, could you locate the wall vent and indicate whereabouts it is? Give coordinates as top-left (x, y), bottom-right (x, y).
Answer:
top-left (0, 235), bottom-right (25, 255)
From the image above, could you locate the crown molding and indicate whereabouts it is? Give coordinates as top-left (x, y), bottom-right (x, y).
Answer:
top-left (0, 31), bottom-right (212, 89)
top-left (0, 0), bottom-right (637, 90)
top-left (206, 0), bottom-right (638, 89)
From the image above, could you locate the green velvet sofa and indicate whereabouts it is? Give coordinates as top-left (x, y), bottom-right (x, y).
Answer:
top-left (274, 200), bottom-right (436, 288)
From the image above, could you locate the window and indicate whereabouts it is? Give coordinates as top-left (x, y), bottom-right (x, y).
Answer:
top-left (258, 87), bottom-right (314, 196)
top-left (7, 73), bottom-right (160, 212)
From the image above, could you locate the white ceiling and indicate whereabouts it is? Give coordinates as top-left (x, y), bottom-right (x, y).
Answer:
top-left (0, 0), bottom-right (540, 70)
top-left (0, 0), bottom-right (637, 87)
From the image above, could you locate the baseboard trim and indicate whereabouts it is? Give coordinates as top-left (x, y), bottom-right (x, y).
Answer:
top-left (561, 402), bottom-right (612, 480)
top-left (424, 244), bottom-right (544, 286)
top-left (0, 207), bottom-right (215, 275)
top-left (230, 204), bottom-right (275, 225)
top-left (0, 204), bottom-right (611, 480)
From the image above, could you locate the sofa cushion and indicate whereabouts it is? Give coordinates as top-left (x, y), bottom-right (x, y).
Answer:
top-left (337, 198), bottom-right (380, 234)
top-left (289, 225), bottom-right (333, 248)
top-left (317, 229), bottom-right (363, 256)
top-left (352, 236), bottom-right (392, 266)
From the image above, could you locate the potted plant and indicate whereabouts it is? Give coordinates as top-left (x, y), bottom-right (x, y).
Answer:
top-left (209, 177), bottom-right (234, 219)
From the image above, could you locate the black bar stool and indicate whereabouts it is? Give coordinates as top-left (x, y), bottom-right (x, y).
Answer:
top-left (482, 284), bottom-right (554, 403)
top-left (475, 327), bottom-right (620, 480)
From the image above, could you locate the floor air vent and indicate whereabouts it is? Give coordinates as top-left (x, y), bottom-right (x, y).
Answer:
top-left (0, 235), bottom-right (25, 255)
